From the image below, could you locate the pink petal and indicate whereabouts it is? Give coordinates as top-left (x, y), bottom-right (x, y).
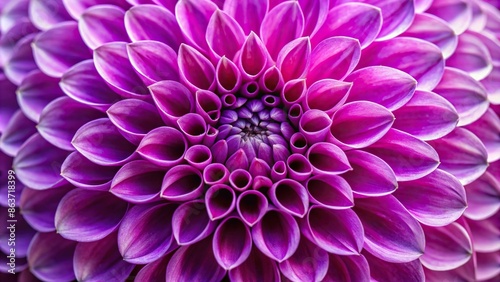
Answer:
top-left (178, 44), bottom-right (216, 91)
top-left (223, 0), bottom-right (268, 35)
top-left (29, 0), bottom-right (72, 31)
top-left (63, 0), bottom-right (131, 19)
top-left (465, 108), bottom-right (500, 162)
top-left (304, 79), bottom-right (351, 115)
top-left (238, 32), bottom-right (270, 79)
top-left (426, 0), bottom-right (472, 35)
top-left (206, 10), bottom-right (245, 60)
top-left (216, 56), bottom-right (242, 93)
top-left (299, 109), bottom-right (331, 144)
top-left (137, 127), bottom-right (187, 167)
top-left (276, 37), bottom-right (311, 82)
top-left (324, 254), bottom-right (370, 282)
top-left (364, 251), bottom-right (425, 282)
top-left (464, 172), bottom-right (500, 220)
top-left (306, 174), bottom-right (353, 209)
top-left (175, 0), bottom-right (218, 52)
top-left (298, 0), bottom-right (329, 36)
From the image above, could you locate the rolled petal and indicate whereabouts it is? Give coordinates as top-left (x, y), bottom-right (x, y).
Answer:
top-left (127, 40), bottom-right (179, 85)
top-left (426, 0), bottom-right (472, 35)
top-left (175, 0), bottom-right (217, 51)
top-left (55, 189), bottom-right (128, 242)
top-left (446, 32), bottom-right (493, 80)
top-left (206, 10), bottom-right (245, 60)
top-left (0, 110), bottom-right (36, 157)
top-left (358, 37), bottom-right (444, 91)
top-left (14, 134), bottom-right (68, 190)
top-left (79, 5), bottom-right (129, 50)
top-left (297, 109), bottom-right (331, 145)
top-left (428, 128), bottom-right (488, 185)
top-left (252, 209), bottom-right (300, 262)
top-left (205, 184), bottom-right (236, 220)
top-left (259, 66), bottom-right (284, 93)
top-left (110, 160), bottom-right (165, 203)
top-left (279, 236), bottom-right (329, 282)
top-left (74, 233), bottom-right (134, 282)
top-left (161, 165), bottom-right (203, 202)
top-left (324, 254), bottom-right (370, 282)
top-left (216, 57), bottom-right (242, 93)
top-left (229, 169), bottom-right (253, 191)
top-left (281, 79), bottom-right (306, 107)
top-left (172, 200), bottom-right (217, 245)
top-left (94, 42), bottom-right (149, 98)
top-left (38, 97), bottom-right (105, 150)
top-left (464, 172), bottom-right (500, 220)
top-left (289, 132), bottom-right (307, 155)
top-left (354, 195), bottom-right (425, 263)
top-left (223, 0), bottom-right (268, 35)
top-left (238, 32), bottom-right (269, 79)
top-left (137, 127), bottom-right (187, 167)
top-left (61, 151), bottom-right (119, 191)
top-left (178, 44), bottom-right (216, 91)
top-left (306, 142), bottom-right (351, 175)
top-left (72, 118), bottom-right (137, 166)
top-left (304, 79), bottom-right (351, 115)
top-left (260, 1), bottom-right (304, 59)
top-left (118, 203), bottom-right (177, 264)
top-left (184, 144), bottom-right (212, 170)
top-left (307, 36), bottom-right (361, 83)
top-left (365, 129), bottom-right (440, 181)
top-left (277, 37), bottom-right (311, 82)
top-left (364, 251), bottom-right (425, 282)
top-left (213, 217), bottom-right (252, 270)
top-left (60, 59), bottom-right (121, 111)
top-left (343, 150), bottom-right (397, 197)
top-left (124, 4), bottom-right (183, 50)
top-left (166, 237), bottom-right (226, 282)
top-left (286, 153), bottom-right (313, 182)
top-left (237, 190), bottom-right (268, 226)
top-left (330, 101), bottom-right (394, 149)
top-left (420, 223), bottom-right (472, 271)
top-left (269, 179), bottom-right (309, 217)
top-left (33, 22), bottom-right (91, 77)
top-left (27, 232), bottom-right (77, 282)
top-left (393, 90), bottom-right (459, 141)
top-left (107, 98), bottom-right (164, 145)
top-left (306, 174), bottom-right (353, 209)
top-left (150, 80), bottom-right (194, 125)
top-left (271, 161), bottom-right (287, 182)
top-left (195, 90), bottom-right (222, 126)
top-left (394, 169), bottom-right (467, 226)
top-left (177, 113), bottom-right (207, 144)
top-left (345, 66), bottom-right (416, 111)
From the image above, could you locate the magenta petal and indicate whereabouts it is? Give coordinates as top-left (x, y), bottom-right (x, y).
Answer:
top-left (38, 97), bottom-right (105, 150)
top-left (29, 0), bottom-right (72, 30)
top-left (364, 251), bottom-right (425, 282)
top-left (298, 109), bottom-right (331, 144)
top-left (55, 189), bottom-right (128, 242)
top-left (196, 90), bottom-right (222, 125)
top-left (481, 66), bottom-right (500, 105)
top-left (260, 1), bottom-right (304, 60)
top-left (433, 67), bottom-right (489, 126)
top-left (237, 190), bottom-right (268, 226)
top-left (286, 153), bottom-right (313, 182)
top-left (279, 236), bottom-right (329, 282)
top-left (252, 209), bottom-right (300, 262)
top-left (110, 160), bottom-right (165, 203)
top-left (175, 0), bottom-right (217, 51)
top-left (14, 134), bottom-right (69, 190)
top-left (306, 174), bottom-right (353, 209)
top-left (358, 37), bottom-right (444, 91)
top-left (420, 223), bottom-right (472, 271)
top-left (466, 213), bottom-right (500, 253)
top-left (124, 4), bottom-right (183, 50)
top-left (206, 10), bottom-right (245, 60)
top-left (161, 165), bottom-right (203, 202)
top-left (213, 217), bottom-right (252, 270)
top-left (63, 0), bottom-right (131, 19)
top-left (229, 246), bottom-right (280, 282)
top-left (166, 237), bottom-right (226, 282)
top-left (216, 57), bottom-right (242, 93)
top-left (464, 172), bottom-right (500, 220)
top-left (304, 79), bottom-right (351, 115)
top-left (306, 142), bottom-right (351, 175)
top-left (0, 110), bottom-right (36, 157)
top-left (344, 66), bottom-right (416, 111)
top-left (177, 113), bottom-right (208, 144)
top-left (0, 19), bottom-right (37, 66)
top-left (79, 5), bottom-right (129, 50)
top-left (185, 144), bottom-right (212, 170)
top-left (137, 127), bottom-right (187, 167)
top-left (27, 232), bottom-right (77, 282)
top-left (298, 0), bottom-right (329, 36)
top-left (446, 32), bottom-right (493, 80)
top-left (203, 163), bottom-right (230, 185)
top-left (150, 80), bottom-right (194, 125)
top-left (307, 36), bottom-right (361, 83)
top-left (118, 203), bottom-right (177, 264)
top-left (33, 22), bottom-right (91, 77)
top-left (312, 3), bottom-right (382, 48)
top-left (205, 184), bottom-right (236, 220)
top-left (238, 32), bottom-right (270, 79)
top-left (428, 128), bottom-right (488, 185)
top-left (61, 151), bottom-right (119, 191)
top-left (426, 0), bottom-right (472, 35)
top-left (476, 251), bottom-right (500, 281)
top-left (249, 158), bottom-right (271, 177)
top-left (260, 66), bottom-right (284, 93)
top-left (277, 37), bottom-right (311, 82)
top-left (135, 253), bottom-right (173, 282)
top-left (365, 0), bottom-right (415, 40)
top-left (329, 101), bottom-right (394, 149)
top-left (178, 44), bottom-right (216, 91)
top-left (172, 200), bottom-right (217, 245)
top-left (270, 179), bottom-right (309, 217)
top-left (354, 195), bottom-right (425, 263)
top-left (94, 42), bottom-right (149, 98)
top-left (394, 169), bottom-right (467, 226)
top-left (74, 233), bottom-right (134, 282)
top-left (223, 0), bottom-right (267, 35)
top-left (229, 169), bottom-right (253, 191)
top-left (226, 148), bottom-right (250, 171)
top-left (365, 129), bottom-right (440, 181)
top-left (393, 90), bottom-right (459, 141)
top-left (127, 40), bottom-right (179, 85)
top-left (324, 254), bottom-right (370, 282)
top-left (72, 118), bottom-right (137, 166)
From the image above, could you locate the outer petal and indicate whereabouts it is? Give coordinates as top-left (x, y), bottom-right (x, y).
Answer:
top-left (426, 0), bottom-right (472, 35)
top-left (354, 195), bottom-right (425, 263)
top-left (4, 34), bottom-right (38, 85)
top-left (238, 32), bottom-right (270, 79)
top-left (306, 174), bottom-right (353, 209)
top-left (161, 165), bottom-right (203, 202)
top-left (364, 251), bottom-right (425, 282)
top-left (0, 110), bottom-right (36, 157)
top-left (79, 5), bottom-right (129, 50)
top-left (29, 0), bottom-right (72, 31)
top-left (304, 79), bottom-right (351, 115)
top-left (150, 80), bottom-right (194, 125)
top-left (213, 217), bottom-right (252, 270)
top-left (323, 254), bottom-right (370, 282)
top-left (481, 66), bottom-right (500, 105)
top-left (178, 44), bottom-right (216, 91)
top-left (135, 253), bottom-right (173, 282)
top-left (229, 247), bottom-right (280, 282)
top-left (171, 200), bottom-right (217, 245)
top-left (279, 236), bottom-right (329, 282)
top-left (223, 0), bottom-right (268, 35)
top-left (206, 10), bottom-right (245, 60)
top-left (63, 0), bottom-right (131, 19)
top-left (464, 172), bottom-right (500, 220)
top-left (277, 37), bottom-right (311, 82)
top-left (465, 108), bottom-right (500, 162)
top-left (306, 142), bottom-right (351, 175)
top-left (476, 251), bottom-right (500, 281)
top-left (447, 32), bottom-right (493, 81)
top-left (175, 0), bottom-right (218, 51)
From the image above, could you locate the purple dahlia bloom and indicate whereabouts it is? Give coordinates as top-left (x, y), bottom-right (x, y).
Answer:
top-left (0, 0), bottom-right (499, 281)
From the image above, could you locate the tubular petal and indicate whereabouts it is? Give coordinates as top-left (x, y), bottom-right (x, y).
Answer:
top-left (270, 179), bottom-right (309, 217)
top-left (137, 127), bottom-right (187, 167)
top-left (237, 190), bottom-right (268, 226)
top-left (149, 80), bottom-right (194, 125)
top-left (161, 165), bottom-right (203, 202)
top-left (213, 217), bottom-right (252, 270)
top-left (205, 184), bottom-right (236, 220)
top-left (306, 142), bottom-right (351, 175)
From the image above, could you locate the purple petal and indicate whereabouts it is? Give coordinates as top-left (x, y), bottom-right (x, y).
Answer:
top-left (178, 44), bottom-right (216, 91)
top-left (72, 118), bottom-right (137, 166)
top-left (118, 203), bottom-right (177, 264)
top-left (38, 96), bottom-right (105, 150)
top-left (211, 140), bottom-right (228, 163)
top-left (229, 246), bottom-right (280, 281)
top-left (226, 148), bottom-right (250, 171)
top-left (324, 254), bottom-right (370, 282)
top-left (206, 10), bottom-right (245, 60)
top-left (74, 233), bottom-right (135, 281)
top-left (4, 34), bottom-right (38, 85)
top-left (481, 66), bottom-right (500, 104)
top-left (286, 153), bottom-right (313, 182)
top-left (0, 110), bottom-right (36, 157)
top-left (394, 169), bottom-right (467, 226)
top-left (306, 142), bottom-right (351, 175)
top-left (79, 5), bottom-right (129, 49)
top-left (0, 19), bottom-right (37, 66)
top-left (184, 144), bottom-right (212, 170)
top-left (393, 90), bottom-right (459, 141)
top-left (166, 237), bottom-right (226, 282)
top-left (362, 0), bottom-right (415, 40)
top-left (216, 57), bottom-right (242, 93)
top-left (428, 128), bottom-right (488, 185)
top-left (203, 163), bottom-right (230, 185)
top-left (124, 4), bottom-right (183, 50)
top-left (94, 42), bottom-right (149, 98)
top-left (306, 174), bottom-right (353, 209)
top-left (161, 165), bottom-right (203, 202)
top-left (446, 32), bottom-right (493, 80)
top-left (304, 79), bottom-right (351, 115)
top-left (196, 90), bottom-right (222, 126)
top-left (13, 134), bottom-right (69, 190)
top-left (277, 37), bottom-right (311, 82)
top-left (205, 184), bottom-right (236, 220)
top-left (312, 3), bottom-right (382, 49)
top-left (238, 32), bottom-right (270, 79)
top-left (354, 195), bottom-right (425, 263)
top-left (0, 75), bottom-right (18, 131)
top-left (149, 80), bottom-right (194, 125)
top-left (110, 160), bottom-right (166, 203)
top-left (55, 189), bottom-right (128, 242)
top-left (177, 113), bottom-right (208, 144)
top-left (237, 190), bottom-right (268, 226)
top-left (27, 232), bottom-right (76, 281)
top-left (223, 0), bottom-right (268, 35)
top-left (290, 132), bottom-right (307, 154)
top-left (464, 172), bottom-right (500, 220)
top-left (260, 1), bottom-right (304, 60)
top-left (229, 169), bottom-right (253, 191)
top-left (476, 251), bottom-right (500, 281)
top-left (60, 59), bottom-right (121, 111)
top-left (358, 37), bottom-right (444, 91)
top-left (172, 200), bottom-right (217, 245)
top-left (466, 213), bottom-right (500, 252)
top-left (175, 0), bottom-right (217, 51)
top-left (270, 179), bottom-right (309, 218)
top-left (249, 158), bottom-right (271, 177)
top-left (33, 22), bottom-right (91, 77)
top-left (307, 36), bottom-right (361, 83)
top-left (252, 209), bottom-right (300, 262)
top-left (29, 0), bottom-right (72, 30)
top-left (279, 236), bottom-right (329, 282)
top-left (344, 66), bottom-right (416, 111)
top-left (271, 160), bottom-right (287, 182)
top-left (364, 129), bottom-right (440, 181)
top-left (281, 79), bottom-right (306, 107)
top-left (259, 66), bottom-right (284, 93)
top-left (298, 109), bottom-right (331, 144)
top-left (298, 0), bottom-right (329, 36)
top-left (426, 0), bottom-right (472, 35)
top-left (364, 251), bottom-right (425, 282)
top-left (213, 217), bottom-right (252, 269)
top-left (137, 127), bottom-right (187, 167)
top-left (135, 253), bottom-right (173, 282)
top-left (63, 0), bottom-right (131, 19)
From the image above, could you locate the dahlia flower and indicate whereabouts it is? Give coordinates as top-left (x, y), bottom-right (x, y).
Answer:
top-left (0, 0), bottom-right (499, 281)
